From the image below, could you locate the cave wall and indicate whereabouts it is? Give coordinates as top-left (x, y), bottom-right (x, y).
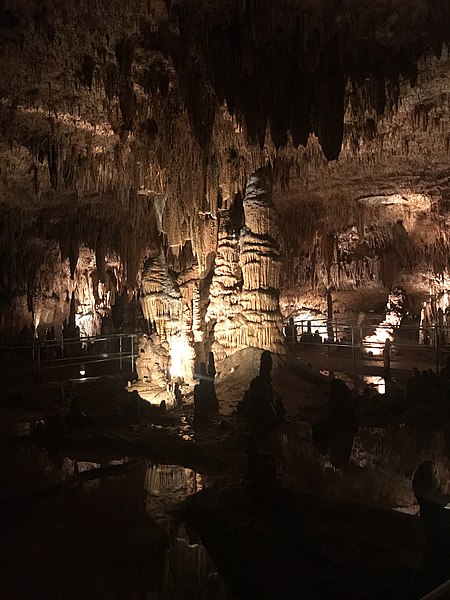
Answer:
top-left (275, 48), bottom-right (450, 315)
top-left (2, 1), bottom-right (450, 338)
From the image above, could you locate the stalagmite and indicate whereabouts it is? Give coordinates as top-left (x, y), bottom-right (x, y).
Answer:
top-left (140, 252), bottom-right (195, 385)
top-left (238, 170), bottom-right (285, 353)
top-left (205, 211), bottom-right (243, 359)
top-left (206, 170), bottom-right (285, 356)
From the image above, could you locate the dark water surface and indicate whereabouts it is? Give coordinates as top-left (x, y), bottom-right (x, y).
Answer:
top-left (282, 422), bottom-right (450, 513)
top-left (0, 444), bottom-right (231, 600)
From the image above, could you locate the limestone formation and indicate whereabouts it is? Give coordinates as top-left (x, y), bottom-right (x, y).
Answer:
top-left (2, 1), bottom-right (450, 373)
top-left (140, 252), bottom-right (195, 384)
top-left (239, 172), bottom-right (285, 354)
top-left (205, 211), bottom-right (243, 359)
top-left (206, 171), bottom-right (285, 357)
top-left (238, 350), bottom-right (285, 435)
top-left (135, 333), bottom-right (169, 387)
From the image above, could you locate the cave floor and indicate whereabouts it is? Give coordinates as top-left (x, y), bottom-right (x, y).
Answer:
top-left (0, 348), bottom-right (446, 599)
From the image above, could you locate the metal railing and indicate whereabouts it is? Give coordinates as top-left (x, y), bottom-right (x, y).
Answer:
top-left (284, 320), bottom-right (450, 370)
top-left (0, 332), bottom-right (140, 384)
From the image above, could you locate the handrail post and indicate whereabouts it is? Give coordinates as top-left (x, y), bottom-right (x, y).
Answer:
top-left (37, 342), bottom-right (41, 386)
top-left (131, 334), bottom-right (135, 378)
top-left (351, 325), bottom-right (356, 365)
top-left (436, 325), bottom-right (440, 373)
top-left (119, 333), bottom-right (123, 372)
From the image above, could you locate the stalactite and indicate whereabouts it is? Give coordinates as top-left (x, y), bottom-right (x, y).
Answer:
top-left (68, 237), bottom-right (79, 279)
top-left (275, 187), bottom-right (444, 297)
top-left (2, 0), bottom-right (450, 341)
top-left (95, 234), bottom-right (106, 282)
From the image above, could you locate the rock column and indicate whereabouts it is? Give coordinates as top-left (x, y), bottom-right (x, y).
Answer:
top-left (239, 169), bottom-right (285, 353)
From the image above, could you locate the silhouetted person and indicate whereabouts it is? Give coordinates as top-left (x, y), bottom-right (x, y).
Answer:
top-left (413, 460), bottom-right (450, 585)
top-left (284, 317), bottom-right (296, 344)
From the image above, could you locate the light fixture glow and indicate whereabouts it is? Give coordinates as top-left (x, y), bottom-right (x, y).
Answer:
top-left (364, 376), bottom-right (386, 394)
top-left (168, 335), bottom-right (193, 380)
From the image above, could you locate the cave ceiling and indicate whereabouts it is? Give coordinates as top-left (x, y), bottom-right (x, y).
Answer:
top-left (1, 0), bottom-right (450, 315)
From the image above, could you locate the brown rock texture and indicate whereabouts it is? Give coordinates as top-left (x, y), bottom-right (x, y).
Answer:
top-left (2, 1), bottom-right (450, 339)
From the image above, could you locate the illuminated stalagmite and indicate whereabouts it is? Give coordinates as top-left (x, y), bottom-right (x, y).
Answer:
top-left (140, 252), bottom-right (195, 384)
top-left (238, 171), bottom-right (285, 353)
top-left (207, 170), bottom-right (285, 357)
top-left (205, 212), bottom-right (243, 359)
top-left (137, 169), bottom-right (285, 381)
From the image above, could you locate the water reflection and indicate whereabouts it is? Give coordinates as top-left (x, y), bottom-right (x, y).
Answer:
top-left (282, 425), bottom-right (450, 513)
top-left (179, 416), bottom-right (194, 441)
top-left (312, 417), bottom-right (359, 469)
top-left (0, 446), bottom-right (136, 500)
top-left (144, 463), bottom-right (205, 527)
top-left (160, 523), bottom-right (231, 600)
top-left (320, 371), bottom-right (387, 395)
top-left (145, 464), bottom-right (204, 498)
top-left (138, 465), bottom-right (230, 598)
top-left (1, 450), bottom-right (231, 599)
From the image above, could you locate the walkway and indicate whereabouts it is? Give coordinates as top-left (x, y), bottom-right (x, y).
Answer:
top-left (0, 333), bottom-right (139, 386)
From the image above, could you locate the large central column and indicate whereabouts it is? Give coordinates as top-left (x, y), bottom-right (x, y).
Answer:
top-left (239, 169), bottom-right (285, 353)
top-left (205, 211), bottom-right (243, 359)
top-left (206, 169), bottom-right (285, 357)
